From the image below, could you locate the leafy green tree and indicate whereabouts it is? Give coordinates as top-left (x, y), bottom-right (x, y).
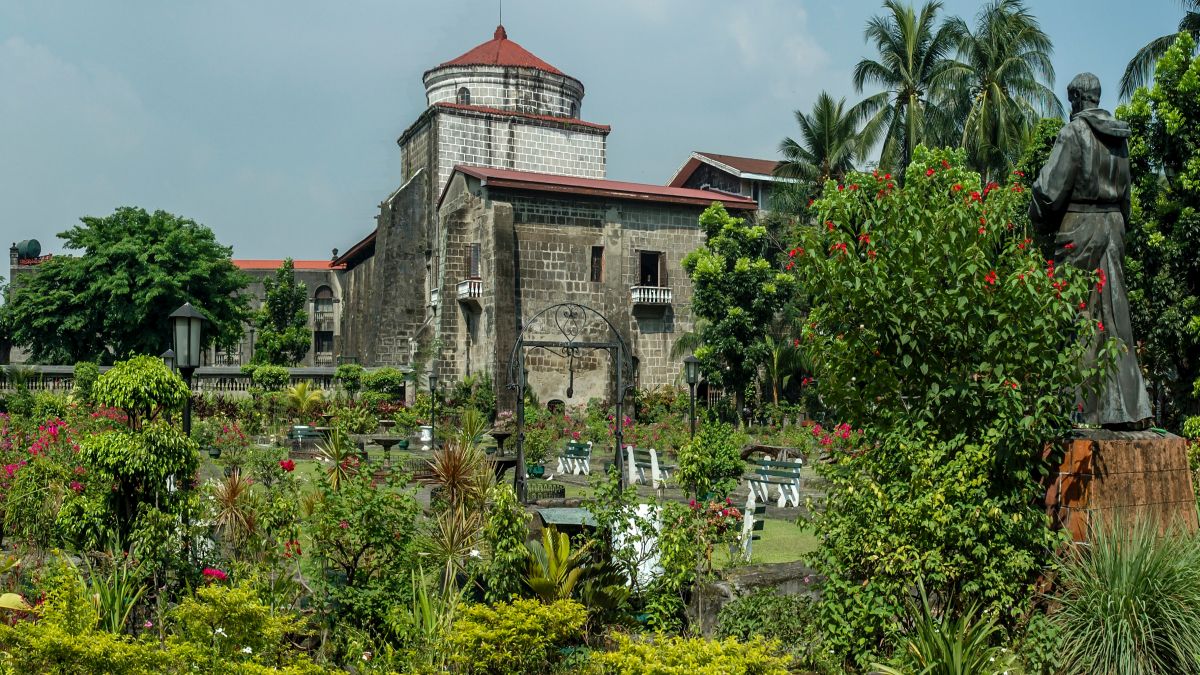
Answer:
top-left (777, 92), bottom-right (872, 186)
top-left (252, 258), bottom-right (310, 366)
top-left (5, 207), bottom-right (250, 364)
top-left (1118, 33), bottom-right (1200, 429)
top-left (947, 0), bottom-right (1062, 181)
top-left (1120, 1), bottom-right (1200, 98)
top-left (854, 0), bottom-right (966, 174)
top-left (682, 203), bottom-right (794, 420)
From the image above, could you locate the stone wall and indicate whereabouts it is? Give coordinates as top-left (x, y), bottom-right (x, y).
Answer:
top-left (434, 111), bottom-right (606, 192)
top-left (424, 65), bottom-right (585, 118)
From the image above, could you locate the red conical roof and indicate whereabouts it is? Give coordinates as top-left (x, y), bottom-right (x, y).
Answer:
top-left (434, 25), bottom-right (566, 76)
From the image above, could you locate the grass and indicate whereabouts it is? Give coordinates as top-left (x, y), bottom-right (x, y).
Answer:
top-left (715, 517), bottom-right (819, 568)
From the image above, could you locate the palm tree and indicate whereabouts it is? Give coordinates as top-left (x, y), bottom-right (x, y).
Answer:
top-left (761, 336), bottom-right (799, 406)
top-left (948, 0), bottom-right (1062, 181)
top-left (1121, 1), bottom-right (1200, 99)
top-left (777, 92), bottom-right (872, 185)
top-left (854, 0), bottom-right (967, 175)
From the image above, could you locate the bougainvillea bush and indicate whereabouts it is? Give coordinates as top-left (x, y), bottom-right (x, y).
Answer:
top-left (788, 146), bottom-right (1109, 666)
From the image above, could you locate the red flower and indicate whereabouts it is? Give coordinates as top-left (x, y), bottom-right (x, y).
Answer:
top-left (788, 248), bottom-right (798, 258)
top-left (942, 159), bottom-right (951, 169)
top-left (1098, 321), bottom-right (1105, 331)
top-left (202, 567), bottom-right (228, 581)
top-left (279, 459), bottom-right (295, 472)
top-left (826, 220), bottom-right (835, 232)
top-left (926, 168), bottom-right (936, 177)
top-left (952, 184), bottom-right (963, 192)
top-left (849, 184), bottom-right (859, 191)
top-left (69, 481), bottom-right (84, 493)
top-left (785, 261), bottom-right (794, 270)
top-left (984, 270), bottom-right (998, 285)
top-left (1096, 268), bottom-right (1108, 293)
top-left (884, 173), bottom-right (892, 180)
top-left (970, 191), bottom-right (982, 202)
top-left (807, 199), bottom-right (814, 207)
top-left (1014, 170), bottom-right (1025, 177)
top-left (837, 184), bottom-right (844, 191)
top-left (793, 339), bottom-right (801, 347)
top-left (857, 232), bottom-right (871, 244)
top-left (1064, 242), bottom-right (1076, 250)
top-left (867, 249), bottom-right (877, 259)
top-left (1006, 380), bottom-right (1019, 390)
top-left (979, 217), bottom-right (987, 225)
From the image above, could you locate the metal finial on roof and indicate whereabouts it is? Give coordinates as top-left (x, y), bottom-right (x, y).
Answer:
top-left (495, 24), bottom-right (507, 40)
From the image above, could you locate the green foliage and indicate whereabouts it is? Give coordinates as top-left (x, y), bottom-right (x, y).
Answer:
top-left (362, 368), bottom-right (407, 401)
top-left (589, 633), bottom-right (791, 675)
top-left (0, 621), bottom-right (170, 675)
top-left (251, 365), bottom-right (290, 393)
top-left (716, 589), bottom-right (829, 667)
top-left (1053, 517), bottom-right (1200, 674)
top-left (82, 553), bottom-right (147, 634)
top-left (4, 206), bottom-right (250, 364)
top-left (778, 91), bottom-right (872, 186)
top-left (791, 147), bottom-right (1097, 665)
top-left (328, 404), bottom-right (377, 435)
top-left (524, 527), bottom-right (588, 602)
top-left (168, 581), bottom-right (310, 666)
top-left (252, 259), bottom-right (310, 367)
top-left (285, 381), bottom-right (324, 421)
top-left (682, 203), bottom-right (793, 417)
top-left (333, 364), bottom-right (364, 395)
top-left (92, 355), bottom-right (189, 431)
top-left (872, 579), bottom-right (1021, 675)
top-left (1118, 33), bottom-right (1200, 429)
top-left (73, 361), bottom-right (101, 405)
top-left (483, 483), bottom-right (530, 604)
top-left (444, 598), bottom-right (586, 675)
top-left (675, 420), bottom-right (743, 499)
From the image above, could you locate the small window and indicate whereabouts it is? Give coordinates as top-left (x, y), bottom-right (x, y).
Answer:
top-left (314, 286), bottom-right (334, 314)
top-left (569, 101), bottom-right (578, 118)
top-left (590, 246), bottom-right (604, 282)
top-left (457, 87), bottom-right (471, 105)
top-left (314, 331), bottom-right (334, 354)
top-left (465, 242), bottom-right (481, 279)
top-left (639, 251), bottom-right (663, 287)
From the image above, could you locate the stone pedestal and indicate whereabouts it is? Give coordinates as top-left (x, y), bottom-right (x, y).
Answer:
top-left (1045, 429), bottom-right (1197, 542)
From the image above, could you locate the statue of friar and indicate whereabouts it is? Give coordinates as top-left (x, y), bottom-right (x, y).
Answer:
top-left (1030, 72), bottom-right (1153, 429)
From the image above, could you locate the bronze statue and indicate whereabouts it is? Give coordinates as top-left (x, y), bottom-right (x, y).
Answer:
top-left (1030, 73), bottom-right (1152, 429)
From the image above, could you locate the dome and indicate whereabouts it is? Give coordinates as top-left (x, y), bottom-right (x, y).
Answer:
top-left (432, 25), bottom-right (565, 76)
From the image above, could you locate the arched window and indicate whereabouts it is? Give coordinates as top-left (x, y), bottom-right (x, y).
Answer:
top-left (569, 101), bottom-right (578, 118)
top-left (314, 286), bottom-right (334, 314)
top-left (457, 87), bottom-right (471, 105)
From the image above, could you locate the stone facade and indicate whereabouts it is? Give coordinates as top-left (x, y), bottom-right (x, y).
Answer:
top-left (424, 64), bottom-right (585, 119)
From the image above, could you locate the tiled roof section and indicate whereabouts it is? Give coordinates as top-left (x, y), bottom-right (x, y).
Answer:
top-left (434, 25), bottom-right (564, 76)
top-left (433, 102), bottom-right (610, 132)
top-left (695, 152), bottom-right (781, 176)
top-left (232, 259), bottom-right (340, 271)
top-left (445, 165), bottom-right (757, 210)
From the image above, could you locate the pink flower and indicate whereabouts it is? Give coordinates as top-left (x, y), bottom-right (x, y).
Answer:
top-left (279, 459), bottom-right (295, 472)
top-left (201, 567), bottom-right (228, 581)
top-left (339, 520), bottom-right (349, 529)
top-left (69, 481), bottom-right (84, 493)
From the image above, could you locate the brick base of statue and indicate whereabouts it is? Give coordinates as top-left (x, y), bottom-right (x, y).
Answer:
top-left (1044, 429), bottom-right (1197, 542)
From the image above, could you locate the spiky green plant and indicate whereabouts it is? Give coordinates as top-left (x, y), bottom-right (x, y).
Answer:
top-left (286, 380), bottom-right (324, 420)
top-left (1053, 516), bottom-right (1200, 675)
top-left (525, 527), bottom-right (590, 602)
top-left (872, 578), bottom-right (1019, 675)
top-left (81, 553), bottom-right (146, 634)
top-left (316, 427), bottom-right (358, 490)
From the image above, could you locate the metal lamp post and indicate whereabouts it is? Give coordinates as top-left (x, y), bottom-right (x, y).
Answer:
top-left (161, 349), bottom-right (176, 372)
top-left (683, 355), bottom-right (700, 439)
top-left (428, 367), bottom-right (439, 448)
top-left (170, 302), bottom-right (207, 437)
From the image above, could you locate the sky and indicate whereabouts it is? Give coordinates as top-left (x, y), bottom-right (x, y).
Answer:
top-left (0, 0), bottom-right (1184, 262)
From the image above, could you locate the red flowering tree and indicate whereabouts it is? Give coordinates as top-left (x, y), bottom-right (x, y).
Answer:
top-left (788, 146), bottom-right (1113, 666)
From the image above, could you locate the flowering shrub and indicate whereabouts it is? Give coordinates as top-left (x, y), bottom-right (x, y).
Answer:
top-left (790, 147), bottom-right (1107, 666)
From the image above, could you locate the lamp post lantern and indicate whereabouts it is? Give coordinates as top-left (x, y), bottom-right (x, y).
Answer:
top-left (161, 349), bottom-right (176, 372)
top-left (683, 355), bottom-right (700, 439)
top-left (169, 302), bottom-right (207, 437)
top-left (428, 367), bottom-right (439, 448)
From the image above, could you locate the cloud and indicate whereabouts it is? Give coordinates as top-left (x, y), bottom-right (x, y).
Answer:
top-left (724, 2), bottom-right (832, 100)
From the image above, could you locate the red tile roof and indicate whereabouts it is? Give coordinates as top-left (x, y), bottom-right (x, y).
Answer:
top-left (444, 165), bottom-right (758, 210)
top-left (232, 259), bottom-right (339, 271)
top-left (330, 231), bottom-right (376, 268)
top-left (667, 152), bottom-right (783, 187)
top-left (433, 102), bottom-right (610, 132)
top-left (432, 25), bottom-right (565, 76)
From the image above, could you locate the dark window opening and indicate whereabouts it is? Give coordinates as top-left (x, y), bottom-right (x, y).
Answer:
top-left (590, 246), bottom-right (604, 282)
top-left (569, 101), bottom-right (578, 118)
top-left (639, 251), bottom-right (663, 287)
top-left (314, 286), bottom-right (334, 314)
top-left (315, 331), bottom-right (334, 354)
top-left (456, 87), bottom-right (471, 105)
top-left (465, 242), bottom-right (481, 278)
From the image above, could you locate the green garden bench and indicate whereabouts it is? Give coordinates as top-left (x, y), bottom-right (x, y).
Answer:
top-left (624, 445), bottom-right (673, 489)
top-left (555, 441), bottom-right (593, 476)
top-left (747, 458), bottom-right (803, 508)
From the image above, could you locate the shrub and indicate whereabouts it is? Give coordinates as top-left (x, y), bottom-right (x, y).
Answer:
top-left (444, 598), bottom-right (586, 674)
top-left (790, 147), bottom-right (1101, 666)
top-left (92, 355), bottom-right (189, 431)
top-left (362, 368), bottom-right (407, 401)
top-left (1053, 517), bottom-right (1200, 674)
top-left (251, 365), bottom-right (290, 393)
top-left (483, 483), bottom-right (530, 604)
top-left (589, 633), bottom-right (791, 675)
top-left (674, 420), bottom-right (743, 499)
top-left (716, 588), bottom-right (815, 647)
top-left (168, 581), bottom-right (311, 666)
top-left (73, 361), bottom-right (100, 404)
top-left (334, 363), bottom-right (365, 396)
top-left (329, 404), bottom-right (378, 435)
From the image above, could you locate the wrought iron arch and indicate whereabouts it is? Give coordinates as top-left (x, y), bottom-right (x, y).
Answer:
top-left (507, 302), bottom-right (636, 502)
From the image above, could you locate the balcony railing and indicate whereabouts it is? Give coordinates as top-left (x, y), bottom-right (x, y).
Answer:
top-left (213, 353), bottom-right (242, 367)
top-left (430, 287), bottom-right (441, 307)
top-left (456, 278), bottom-right (482, 306)
top-left (314, 353), bottom-right (334, 367)
top-left (313, 313), bottom-right (335, 332)
top-left (630, 285), bottom-right (672, 306)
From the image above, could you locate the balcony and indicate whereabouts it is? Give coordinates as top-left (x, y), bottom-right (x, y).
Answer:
top-left (430, 287), bottom-right (441, 307)
top-left (314, 353), bottom-right (334, 367)
top-left (456, 278), bottom-right (482, 308)
top-left (630, 285), bottom-right (672, 306)
top-left (313, 312), bottom-right (335, 332)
